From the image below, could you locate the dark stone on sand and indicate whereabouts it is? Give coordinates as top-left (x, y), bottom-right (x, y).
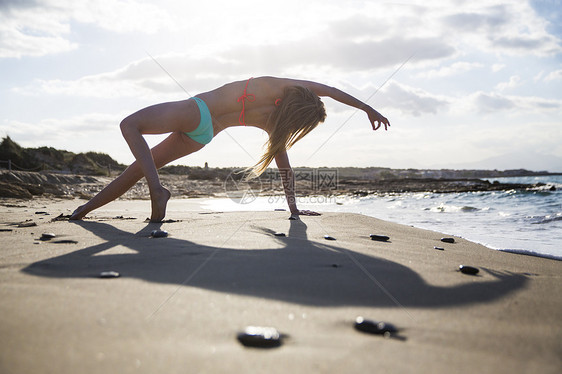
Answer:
top-left (0, 228), bottom-right (13, 232)
top-left (53, 239), bottom-right (78, 244)
top-left (324, 235), bottom-right (336, 241)
top-left (441, 237), bottom-right (455, 243)
top-left (237, 326), bottom-right (282, 348)
top-left (433, 246), bottom-right (445, 251)
top-left (370, 234), bottom-right (390, 242)
top-left (99, 271), bottom-right (120, 278)
top-left (144, 218), bottom-right (178, 223)
top-left (273, 232), bottom-right (286, 237)
top-left (459, 265), bottom-right (479, 275)
top-left (51, 214), bottom-right (71, 222)
top-left (35, 211), bottom-right (49, 215)
top-left (354, 317), bottom-right (398, 336)
top-left (18, 221), bottom-right (37, 228)
top-left (40, 233), bottom-right (56, 241)
top-left (150, 230), bottom-right (168, 238)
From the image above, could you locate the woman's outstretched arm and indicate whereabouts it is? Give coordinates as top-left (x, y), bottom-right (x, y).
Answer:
top-left (274, 151), bottom-right (320, 217)
top-left (297, 80), bottom-right (390, 131)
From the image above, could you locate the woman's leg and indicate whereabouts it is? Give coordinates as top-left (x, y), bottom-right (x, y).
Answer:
top-left (118, 101), bottom-right (202, 221)
top-left (120, 121), bottom-right (171, 222)
top-left (70, 131), bottom-right (204, 220)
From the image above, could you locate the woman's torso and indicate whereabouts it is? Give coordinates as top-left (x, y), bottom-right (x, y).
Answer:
top-left (196, 76), bottom-right (295, 134)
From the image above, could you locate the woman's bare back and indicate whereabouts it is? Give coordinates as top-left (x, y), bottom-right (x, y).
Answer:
top-left (197, 77), bottom-right (311, 133)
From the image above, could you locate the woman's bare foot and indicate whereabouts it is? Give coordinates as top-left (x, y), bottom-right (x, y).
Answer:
top-left (150, 186), bottom-right (171, 222)
top-left (69, 205), bottom-right (87, 220)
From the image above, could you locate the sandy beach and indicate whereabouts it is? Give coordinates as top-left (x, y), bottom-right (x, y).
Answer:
top-left (0, 197), bottom-right (560, 373)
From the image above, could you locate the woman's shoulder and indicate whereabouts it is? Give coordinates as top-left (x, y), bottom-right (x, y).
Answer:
top-left (253, 76), bottom-right (321, 95)
top-left (212, 76), bottom-right (311, 92)
top-left (254, 76), bottom-right (303, 87)
top-left (254, 76), bottom-right (325, 94)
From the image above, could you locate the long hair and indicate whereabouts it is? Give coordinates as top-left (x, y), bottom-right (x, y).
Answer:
top-left (248, 86), bottom-right (326, 177)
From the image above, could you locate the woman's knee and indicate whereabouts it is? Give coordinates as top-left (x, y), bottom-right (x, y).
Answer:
top-left (119, 115), bottom-right (138, 137)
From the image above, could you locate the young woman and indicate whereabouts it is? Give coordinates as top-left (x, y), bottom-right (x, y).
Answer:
top-left (70, 76), bottom-right (390, 222)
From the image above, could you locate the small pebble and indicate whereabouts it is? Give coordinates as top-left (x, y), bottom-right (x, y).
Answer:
top-left (354, 317), bottom-right (398, 337)
top-left (150, 230), bottom-right (168, 238)
top-left (53, 239), bottom-right (78, 244)
top-left (40, 233), bottom-right (56, 241)
top-left (441, 237), bottom-right (455, 243)
top-left (51, 214), bottom-right (71, 221)
top-left (459, 265), bottom-right (479, 275)
top-left (18, 221), bottom-right (37, 228)
top-left (273, 232), bottom-right (286, 237)
top-left (370, 234), bottom-right (390, 242)
top-left (324, 235), bottom-right (336, 241)
top-left (99, 271), bottom-right (120, 278)
top-left (433, 246), bottom-right (445, 251)
top-left (237, 326), bottom-right (282, 348)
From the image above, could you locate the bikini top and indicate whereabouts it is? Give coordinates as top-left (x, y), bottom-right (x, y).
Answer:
top-left (237, 78), bottom-right (282, 126)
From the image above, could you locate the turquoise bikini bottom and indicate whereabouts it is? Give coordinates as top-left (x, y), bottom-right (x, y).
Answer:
top-left (184, 97), bottom-right (214, 145)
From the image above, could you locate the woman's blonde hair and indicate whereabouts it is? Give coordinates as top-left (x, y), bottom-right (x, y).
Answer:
top-left (248, 86), bottom-right (326, 177)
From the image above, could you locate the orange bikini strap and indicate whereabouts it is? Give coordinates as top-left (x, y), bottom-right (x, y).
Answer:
top-left (237, 77), bottom-right (255, 126)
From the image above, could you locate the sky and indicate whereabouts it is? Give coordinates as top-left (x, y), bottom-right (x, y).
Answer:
top-left (1, 0), bottom-right (561, 172)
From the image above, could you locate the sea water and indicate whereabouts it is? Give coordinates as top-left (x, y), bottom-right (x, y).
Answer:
top-left (202, 175), bottom-right (562, 260)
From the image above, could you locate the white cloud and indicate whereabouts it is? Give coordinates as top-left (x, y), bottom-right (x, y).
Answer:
top-left (420, 61), bottom-right (484, 78)
top-left (492, 64), bottom-right (506, 72)
top-left (544, 69), bottom-right (562, 82)
top-left (377, 81), bottom-right (450, 117)
top-left (495, 75), bottom-right (521, 91)
top-left (443, 5), bottom-right (509, 31)
top-left (472, 92), bottom-right (511, 113)
top-left (0, 3), bottom-right (77, 58)
top-left (440, 1), bottom-right (562, 56)
top-left (13, 33), bottom-right (456, 99)
top-left (1, 112), bottom-right (124, 143)
top-left (12, 54), bottom-right (242, 99)
top-left (64, 0), bottom-right (170, 34)
top-left (224, 37), bottom-right (455, 76)
top-left (0, 0), bottom-right (171, 58)
top-left (467, 91), bottom-right (562, 114)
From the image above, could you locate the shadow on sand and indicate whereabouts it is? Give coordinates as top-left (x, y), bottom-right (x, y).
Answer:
top-left (22, 218), bottom-right (527, 308)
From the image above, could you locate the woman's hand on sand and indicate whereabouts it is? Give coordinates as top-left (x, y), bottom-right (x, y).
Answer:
top-left (366, 107), bottom-right (390, 131)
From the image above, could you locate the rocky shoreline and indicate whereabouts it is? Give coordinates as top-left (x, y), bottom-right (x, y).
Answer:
top-left (335, 177), bottom-right (555, 195)
top-left (0, 170), bottom-right (554, 201)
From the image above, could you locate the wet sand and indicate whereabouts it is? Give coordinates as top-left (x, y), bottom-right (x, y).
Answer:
top-left (0, 198), bottom-right (560, 373)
